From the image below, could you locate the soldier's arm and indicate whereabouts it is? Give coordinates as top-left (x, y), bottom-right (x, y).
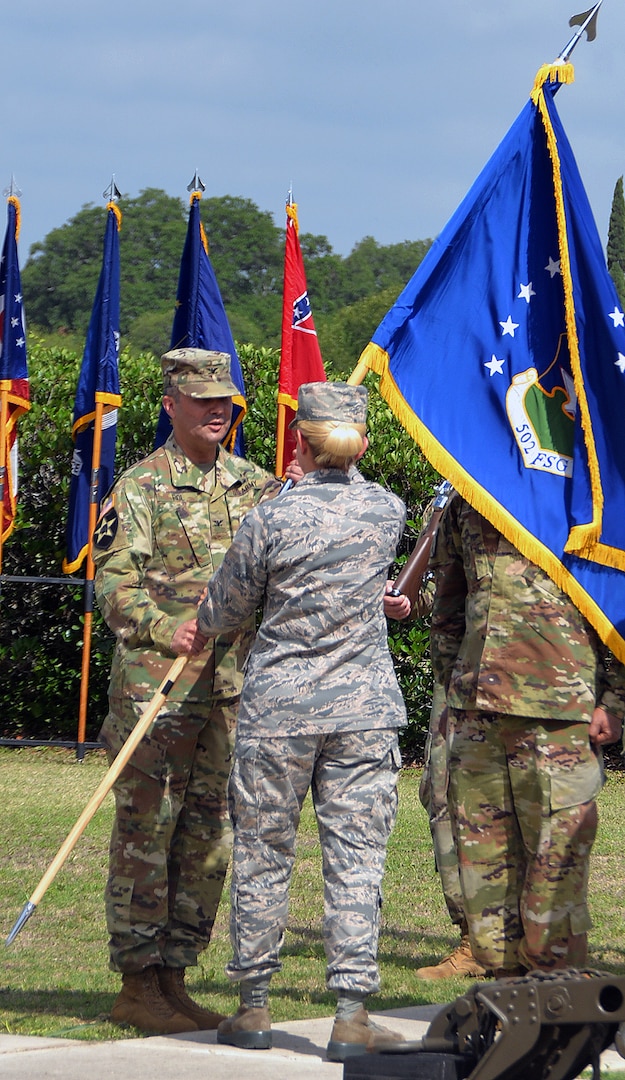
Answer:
top-left (429, 498), bottom-right (467, 691)
top-left (594, 648), bottom-right (625, 731)
top-left (93, 481), bottom-right (181, 654)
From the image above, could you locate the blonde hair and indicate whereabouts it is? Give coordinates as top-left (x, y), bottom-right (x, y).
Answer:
top-left (297, 419), bottom-right (366, 469)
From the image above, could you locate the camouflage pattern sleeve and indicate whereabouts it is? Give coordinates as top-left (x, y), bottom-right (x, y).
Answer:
top-left (595, 649), bottom-right (625, 720)
top-left (431, 492), bottom-right (625, 723)
top-left (197, 509), bottom-right (268, 637)
top-left (197, 469), bottom-right (407, 737)
top-left (429, 493), bottom-right (467, 691)
top-left (93, 478), bottom-right (181, 654)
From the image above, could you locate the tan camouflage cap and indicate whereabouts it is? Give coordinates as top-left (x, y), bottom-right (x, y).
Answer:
top-left (161, 348), bottom-right (238, 398)
top-left (289, 381), bottom-right (368, 428)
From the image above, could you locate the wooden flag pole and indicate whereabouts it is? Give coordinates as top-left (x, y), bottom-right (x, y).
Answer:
top-left (275, 401), bottom-right (288, 478)
top-left (347, 359), bottom-right (369, 387)
top-left (5, 654), bottom-right (189, 946)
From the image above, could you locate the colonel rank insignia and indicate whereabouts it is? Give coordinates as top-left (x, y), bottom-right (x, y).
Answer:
top-left (93, 496), bottom-right (118, 550)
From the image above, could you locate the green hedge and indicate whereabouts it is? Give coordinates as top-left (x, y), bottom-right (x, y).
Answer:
top-left (0, 340), bottom-right (438, 761)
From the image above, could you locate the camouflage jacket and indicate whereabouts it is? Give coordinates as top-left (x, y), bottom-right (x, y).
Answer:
top-left (430, 492), bottom-right (625, 722)
top-left (93, 435), bottom-right (278, 702)
top-left (197, 467), bottom-right (408, 736)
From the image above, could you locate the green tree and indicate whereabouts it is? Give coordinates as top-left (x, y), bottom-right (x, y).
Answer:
top-left (22, 189), bottom-right (188, 338)
top-left (318, 285), bottom-right (404, 374)
top-left (200, 195), bottom-right (283, 303)
top-left (607, 175), bottom-right (625, 308)
top-left (338, 236), bottom-right (431, 307)
top-left (20, 189), bottom-right (433, 355)
top-left (297, 232), bottom-right (345, 315)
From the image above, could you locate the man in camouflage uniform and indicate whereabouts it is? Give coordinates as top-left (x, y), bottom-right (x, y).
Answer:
top-left (430, 490), bottom-right (625, 976)
top-left (193, 382), bottom-right (409, 1062)
top-left (93, 348), bottom-right (280, 1034)
top-left (395, 488), bottom-right (485, 979)
top-left (416, 679), bottom-right (486, 979)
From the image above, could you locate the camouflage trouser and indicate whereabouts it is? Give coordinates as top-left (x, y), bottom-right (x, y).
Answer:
top-left (418, 682), bottom-right (465, 931)
top-left (101, 694), bottom-right (238, 973)
top-left (225, 728), bottom-right (401, 995)
top-left (448, 709), bottom-right (603, 973)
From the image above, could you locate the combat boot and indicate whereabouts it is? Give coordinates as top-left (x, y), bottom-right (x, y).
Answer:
top-left (217, 1003), bottom-right (272, 1049)
top-left (414, 935), bottom-right (486, 980)
top-left (158, 967), bottom-right (225, 1030)
top-left (110, 966), bottom-right (198, 1034)
top-left (326, 1006), bottom-right (405, 1062)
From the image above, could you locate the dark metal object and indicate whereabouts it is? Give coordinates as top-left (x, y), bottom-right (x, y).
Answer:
top-left (344, 970), bottom-right (625, 1080)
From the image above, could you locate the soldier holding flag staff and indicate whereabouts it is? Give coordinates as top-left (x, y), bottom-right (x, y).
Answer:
top-left (93, 347), bottom-right (280, 1035)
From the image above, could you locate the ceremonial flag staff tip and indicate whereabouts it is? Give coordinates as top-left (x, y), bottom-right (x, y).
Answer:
top-left (557, 0), bottom-right (604, 63)
top-left (102, 176), bottom-right (121, 202)
top-left (6, 902), bottom-right (35, 946)
top-left (3, 175), bottom-right (22, 199)
top-left (187, 170), bottom-right (206, 193)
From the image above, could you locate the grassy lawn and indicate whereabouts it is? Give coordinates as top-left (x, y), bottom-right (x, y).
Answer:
top-left (2, 746), bottom-right (625, 1045)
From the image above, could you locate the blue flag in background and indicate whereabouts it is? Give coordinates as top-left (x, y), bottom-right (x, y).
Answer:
top-left (0, 196), bottom-right (30, 544)
top-left (357, 63), bottom-right (625, 663)
top-left (154, 192), bottom-right (247, 454)
top-left (63, 203), bottom-right (122, 574)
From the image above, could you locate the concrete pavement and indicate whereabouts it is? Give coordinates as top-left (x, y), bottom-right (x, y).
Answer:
top-left (1, 1004), bottom-right (624, 1079)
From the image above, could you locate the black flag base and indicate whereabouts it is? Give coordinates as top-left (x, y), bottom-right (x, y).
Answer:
top-left (5, 901), bottom-right (36, 946)
top-left (343, 969), bottom-right (625, 1080)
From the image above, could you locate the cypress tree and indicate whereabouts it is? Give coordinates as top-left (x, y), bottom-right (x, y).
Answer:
top-left (607, 175), bottom-right (625, 307)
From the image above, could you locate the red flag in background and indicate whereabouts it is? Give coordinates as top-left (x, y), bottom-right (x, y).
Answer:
top-left (276, 199), bottom-right (326, 477)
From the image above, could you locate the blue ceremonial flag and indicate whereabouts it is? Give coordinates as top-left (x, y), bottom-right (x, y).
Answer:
top-left (63, 202), bottom-right (122, 574)
top-left (154, 192), bottom-right (247, 454)
top-left (0, 196), bottom-right (30, 545)
top-left (356, 63), bottom-right (625, 663)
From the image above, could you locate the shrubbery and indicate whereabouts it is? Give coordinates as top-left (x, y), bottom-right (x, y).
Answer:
top-left (0, 339), bottom-right (438, 761)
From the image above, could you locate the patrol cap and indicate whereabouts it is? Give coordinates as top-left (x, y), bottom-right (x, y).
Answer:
top-left (289, 381), bottom-right (368, 428)
top-left (161, 348), bottom-right (238, 398)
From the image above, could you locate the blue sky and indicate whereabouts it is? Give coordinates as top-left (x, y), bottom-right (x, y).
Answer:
top-left (5, 1), bottom-right (624, 264)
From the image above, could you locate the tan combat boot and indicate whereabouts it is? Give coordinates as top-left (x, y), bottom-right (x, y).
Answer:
top-left (110, 966), bottom-right (198, 1034)
top-left (158, 967), bottom-right (225, 1030)
top-left (415, 935), bottom-right (486, 980)
top-left (217, 1003), bottom-right (272, 1049)
top-left (326, 1006), bottom-right (405, 1062)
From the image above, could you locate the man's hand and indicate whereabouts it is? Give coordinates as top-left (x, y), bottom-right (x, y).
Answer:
top-left (384, 582), bottom-right (411, 621)
top-left (283, 449), bottom-right (304, 486)
top-left (588, 705), bottom-right (622, 747)
top-left (171, 618), bottom-right (208, 657)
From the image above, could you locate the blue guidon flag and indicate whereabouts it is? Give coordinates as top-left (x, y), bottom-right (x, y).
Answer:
top-left (0, 195), bottom-right (30, 544)
top-left (63, 202), bottom-right (122, 574)
top-left (354, 63), bottom-right (625, 663)
top-left (154, 191), bottom-right (247, 455)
